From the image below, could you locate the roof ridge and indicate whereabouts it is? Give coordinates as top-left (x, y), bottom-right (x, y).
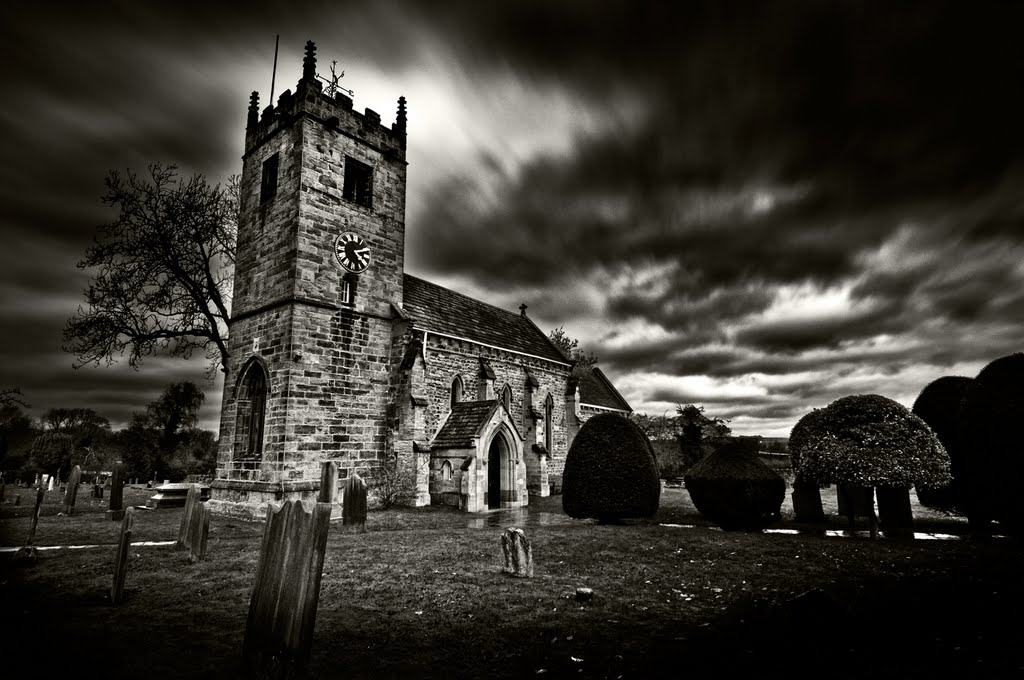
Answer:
top-left (404, 273), bottom-right (532, 324)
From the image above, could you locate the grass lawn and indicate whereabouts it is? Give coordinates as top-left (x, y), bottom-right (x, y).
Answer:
top-left (1, 483), bottom-right (1022, 679)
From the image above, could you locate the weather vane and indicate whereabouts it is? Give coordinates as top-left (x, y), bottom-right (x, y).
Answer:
top-left (318, 60), bottom-right (354, 98)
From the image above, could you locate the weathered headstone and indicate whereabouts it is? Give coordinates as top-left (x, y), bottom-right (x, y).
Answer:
top-left (14, 494), bottom-right (21, 506)
top-left (13, 488), bottom-right (46, 563)
top-left (242, 500), bottom-right (332, 679)
top-left (176, 484), bottom-right (202, 549)
top-left (62, 465), bottom-right (82, 515)
top-left (318, 461), bottom-right (338, 504)
top-left (47, 475), bottom-right (54, 492)
top-left (111, 507), bottom-right (135, 604)
top-left (0, 481), bottom-right (5, 502)
top-left (188, 505), bottom-right (212, 563)
top-left (342, 473), bottom-right (367, 533)
top-left (501, 527), bottom-right (534, 577)
top-left (106, 461), bottom-right (126, 521)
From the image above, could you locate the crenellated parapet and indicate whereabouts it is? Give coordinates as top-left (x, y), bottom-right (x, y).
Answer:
top-left (244, 40), bottom-right (407, 163)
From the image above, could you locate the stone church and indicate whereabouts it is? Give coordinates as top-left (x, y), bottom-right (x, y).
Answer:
top-left (209, 42), bottom-right (630, 517)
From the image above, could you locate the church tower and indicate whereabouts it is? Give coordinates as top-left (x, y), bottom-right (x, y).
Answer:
top-left (210, 41), bottom-right (408, 514)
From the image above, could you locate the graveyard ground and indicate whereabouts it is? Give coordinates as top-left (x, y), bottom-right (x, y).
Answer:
top-left (1, 484), bottom-right (1023, 679)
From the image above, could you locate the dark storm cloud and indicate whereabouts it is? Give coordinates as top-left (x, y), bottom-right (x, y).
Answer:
top-left (411, 0), bottom-right (1024, 340)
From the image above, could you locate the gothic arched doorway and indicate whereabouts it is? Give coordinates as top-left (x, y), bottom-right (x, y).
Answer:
top-left (487, 430), bottom-right (512, 509)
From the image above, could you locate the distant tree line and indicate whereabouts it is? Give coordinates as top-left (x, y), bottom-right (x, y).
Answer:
top-left (0, 381), bottom-right (217, 484)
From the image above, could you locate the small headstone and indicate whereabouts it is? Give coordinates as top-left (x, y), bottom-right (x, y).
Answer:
top-left (342, 473), bottom-right (367, 533)
top-left (318, 461), bottom-right (338, 504)
top-left (575, 587), bottom-right (594, 602)
top-left (107, 461), bottom-right (126, 521)
top-left (47, 476), bottom-right (54, 492)
top-left (111, 507), bottom-right (135, 604)
top-left (62, 465), bottom-right (82, 515)
top-left (501, 527), bottom-right (534, 578)
top-left (0, 482), bottom-right (5, 502)
top-left (14, 494), bottom-right (21, 506)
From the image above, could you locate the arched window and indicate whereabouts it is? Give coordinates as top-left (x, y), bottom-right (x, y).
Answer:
top-left (235, 360), bottom-right (268, 460)
top-left (440, 459), bottom-right (453, 482)
top-left (544, 393), bottom-right (554, 452)
top-left (501, 384), bottom-right (513, 412)
top-left (450, 375), bottom-right (464, 409)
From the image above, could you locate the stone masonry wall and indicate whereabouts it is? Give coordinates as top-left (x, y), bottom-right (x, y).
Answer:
top-left (415, 332), bottom-right (573, 491)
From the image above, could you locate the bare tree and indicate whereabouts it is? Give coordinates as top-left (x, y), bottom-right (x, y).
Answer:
top-left (63, 164), bottom-right (237, 377)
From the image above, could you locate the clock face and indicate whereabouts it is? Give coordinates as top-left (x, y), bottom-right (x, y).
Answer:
top-left (335, 232), bottom-right (371, 273)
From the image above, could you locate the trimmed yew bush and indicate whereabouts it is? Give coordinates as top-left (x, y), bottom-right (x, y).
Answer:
top-left (562, 413), bottom-right (661, 522)
top-left (789, 408), bottom-right (828, 482)
top-left (794, 394), bottom-right (951, 490)
top-left (684, 442), bottom-right (785, 531)
top-left (912, 376), bottom-right (973, 511)
top-left (958, 353), bottom-right (1024, 536)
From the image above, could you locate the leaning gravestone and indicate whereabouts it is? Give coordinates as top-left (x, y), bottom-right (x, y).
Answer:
top-left (13, 488), bottom-right (46, 563)
top-left (62, 465), bottom-right (82, 515)
top-left (242, 500), bottom-right (332, 679)
top-left (187, 504), bottom-right (212, 563)
top-left (501, 527), bottom-right (534, 578)
top-left (106, 461), bottom-right (126, 521)
top-left (176, 484), bottom-right (202, 549)
top-left (111, 507), bottom-right (135, 605)
top-left (342, 473), bottom-right (367, 533)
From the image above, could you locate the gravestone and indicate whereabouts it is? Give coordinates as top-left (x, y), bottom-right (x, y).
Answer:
top-left (242, 500), bottom-right (332, 679)
top-left (14, 494), bottom-right (21, 506)
top-left (318, 461), bottom-right (338, 504)
top-left (176, 484), bottom-right (202, 549)
top-left (111, 507), bottom-right (135, 604)
top-left (62, 465), bottom-right (82, 515)
top-left (0, 481), bottom-right (5, 502)
top-left (342, 473), bottom-right (367, 533)
top-left (13, 488), bottom-right (45, 563)
top-left (187, 505), bottom-right (212, 563)
top-left (47, 475), bottom-right (54, 492)
top-left (501, 527), bottom-right (534, 578)
top-left (106, 461), bottom-right (126, 521)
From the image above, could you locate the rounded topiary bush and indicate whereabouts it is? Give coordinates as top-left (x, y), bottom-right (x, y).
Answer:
top-left (789, 408), bottom-right (828, 482)
top-left (957, 353), bottom-right (1024, 535)
top-left (795, 394), bottom-right (951, 490)
top-left (562, 413), bottom-right (661, 522)
top-left (912, 375), bottom-right (973, 511)
top-left (684, 442), bottom-right (786, 531)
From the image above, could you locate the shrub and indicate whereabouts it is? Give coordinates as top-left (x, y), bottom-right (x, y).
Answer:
top-left (789, 408), bottom-right (828, 480)
top-left (912, 376), bottom-right (973, 511)
top-left (562, 413), bottom-right (661, 522)
top-left (30, 432), bottom-right (74, 476)
top-left (794, 394), bottom-right (951, 489)
top-left (957, 353), bottom-right (1024, 535)
top-left (684, 442), bottom-right (786, 531)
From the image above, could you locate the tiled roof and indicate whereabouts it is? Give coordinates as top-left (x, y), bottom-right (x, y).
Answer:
top-left (403, 274), bottom-right (570, 364)
top-left (432, 400), bottom-right (499, 449)
top-left (576, 366), bottom-right (632, 412)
